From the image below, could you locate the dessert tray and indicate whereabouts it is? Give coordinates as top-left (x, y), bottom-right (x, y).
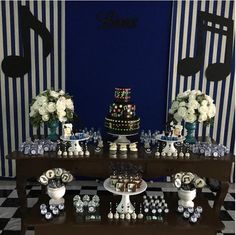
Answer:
top-left (60, 133), bottom-right (90, 152)
top-left (156, 134), bottom-right (185, 154)
top-left (103, 178), bottom-right (147, 214)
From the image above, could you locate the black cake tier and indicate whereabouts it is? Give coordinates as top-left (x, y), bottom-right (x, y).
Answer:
top-left (114, 87), bottom-right (131, 103)
top-left (105, 88), bottom-right (140, 135)
top-left (105, 117), bottom-right (140, 135)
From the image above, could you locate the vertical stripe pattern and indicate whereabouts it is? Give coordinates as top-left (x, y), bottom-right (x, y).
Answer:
top-left (0, 1), bottom-right (66, 177)
top-left (167, 0), bottom-right (235, 152)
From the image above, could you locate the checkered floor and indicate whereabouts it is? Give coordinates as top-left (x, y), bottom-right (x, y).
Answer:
top-left (0, 180), bottom-right (234, 235)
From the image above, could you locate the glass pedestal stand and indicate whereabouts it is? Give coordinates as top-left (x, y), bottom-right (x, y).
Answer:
top-left (108, 133), bottom-right (138, 144)
top-left (104, 178), bottom-right (147, 214)
top-left (156, 134), bottom-right (185, 154)
top-left (60, 133), bottom-right (90, 152)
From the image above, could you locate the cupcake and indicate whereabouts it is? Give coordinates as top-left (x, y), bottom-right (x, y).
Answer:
top-left (109, 143), bottom-right (117, 154)
top-left (119, 143), bottom-right (128, 154)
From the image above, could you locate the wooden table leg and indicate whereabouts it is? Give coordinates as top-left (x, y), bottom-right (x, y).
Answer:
top-left (16, 177), bottom-right (27, 213)
top-left (16, 176), bottom-right (27, 235)
top-left (213, 181), bottom-right (229, 215)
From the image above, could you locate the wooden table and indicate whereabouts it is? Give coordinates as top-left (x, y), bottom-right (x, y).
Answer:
top-left (24, 192), bottom-right (224, 235)
top-left (6, 149), bottom-right (234, 234)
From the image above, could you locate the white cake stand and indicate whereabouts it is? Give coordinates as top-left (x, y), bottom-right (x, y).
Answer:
top-left (103, 178), bottom-right (147, 214)
top-left (60, 133), bottom-right (90, 152)
top-left (108, 133), bottom-right (138, 144)
top-left (156, 134), bottom-right (185, 154)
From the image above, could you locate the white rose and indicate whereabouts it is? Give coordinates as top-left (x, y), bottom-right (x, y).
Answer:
top-left (50, 90), bottom-right (59, 98)
top-left (57, 110), bottom-right (66, 117)
top-left (47, 102), bottom-right (56, 113)
top-left (39, 106), bottom-right (47, 116)
top-left (183, 90), bottom-right (191, 96)
top-left (29, 109), bottom-right (36, 117)
top-left (59, 116), bottom-right (67, 122)
top-left (59, 90), bottom-right (65, 96)
top-left (177, 92), bottom-right (186, 99)
top-left (178, 107), bottom-right (187, 118)
top-left (57, 96), bottom-right (66, 104)
top-left (189, 94), bottom-right (196, 101)
top-left (199, 105), bottom-right (208, 114)
top-left (65, 99), bottom-right (74, 110)
top-left (179, 101), bottom-right (186, 107)
top-left (169, 108), bottom-right (174, 114)
top-left (198, 113), bottom-right (208, 122)
top-left (208, 105), bottom-right (216, 118)
top-left (56, 97), bottom-right (66, 111)
top-left (42, 114), bottom-right (49, 122)
top-left (188, 100), bottom-right (200, 109)
top-left (56, 104), bottom-right (66, 112)
top-left (171, 101), bottom-right (179, 110)
top-left (31, 102), bottom-right (39, 112)
top-left (201, 100), bottom-right (208, 106)
top-left (190, 90), bottom-right (197, 95)
top-left (174, 113), bottom-right (182, 123)
top-left (187, 108), bottom-right (195, 114)
top-left (205, 95), bottom-right (213, 104)
top-left (196, 90), bottom-right (202, 95)
top-left (37, 96), bottom-right (47, 106)
top-left (185, 113), bottom-right (197, 123)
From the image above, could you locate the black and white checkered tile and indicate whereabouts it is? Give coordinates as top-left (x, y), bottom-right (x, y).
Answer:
top-left (0, 181), bottom-right (234, 235)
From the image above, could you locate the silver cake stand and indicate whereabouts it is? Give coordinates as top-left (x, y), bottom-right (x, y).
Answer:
top-left (104, 178), bottom-right (147, 214)
top-left (108, 133), bottom-right (138, 144)
top-left (60, 133), bottom-right (90, 152)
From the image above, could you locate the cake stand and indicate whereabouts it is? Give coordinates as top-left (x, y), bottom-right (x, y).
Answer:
top-left (156, 134), bottom-right (185, 154)
top-left (108, 133), bottom-right (138, 144)
top-left (60, 133), bottom-right (90, 152)
top-left (103, 178), bottom-right (147, 214)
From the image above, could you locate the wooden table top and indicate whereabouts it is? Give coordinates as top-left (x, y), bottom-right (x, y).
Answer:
top-left (6, 150), bottom-right (234, 162)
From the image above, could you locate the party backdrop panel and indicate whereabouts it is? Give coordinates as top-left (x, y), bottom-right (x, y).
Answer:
top-left (0, 1), bottom-right (65, 177)
top-left (167, 0), bottom-right (235, 151)
top-left (66, 1), bottom-right (172, 133)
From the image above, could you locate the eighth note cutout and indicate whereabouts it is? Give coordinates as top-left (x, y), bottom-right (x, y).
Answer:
top-left (1, 6), bottom-right (53, 78)
top-left (177, 11), bottom-right (234, 82)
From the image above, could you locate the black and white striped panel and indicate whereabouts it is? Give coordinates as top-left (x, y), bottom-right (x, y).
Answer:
top-left (0, 1), bottom-right (65, 177)
top-left (167, 0), bottom-right (235, 151)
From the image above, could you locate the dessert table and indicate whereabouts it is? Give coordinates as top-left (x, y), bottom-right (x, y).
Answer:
top-left (6, 148), bottom-right (234, 234)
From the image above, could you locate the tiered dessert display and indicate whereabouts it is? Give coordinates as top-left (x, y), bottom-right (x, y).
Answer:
top-left (105, 88), bottom-right (140, 143)
top-left (104, 172), bottom-right (147, 214)
top-left (60, 123), bottom-right (90, 153)
top-left (156, 132), bottom-right (185, 155)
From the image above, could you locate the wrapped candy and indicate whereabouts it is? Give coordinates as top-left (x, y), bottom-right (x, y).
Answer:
top-left (58, 203), bottom-right (65, 211)
top-left (52, 207), bottom-right (59, 215)
top-left (19, 139), bottom-right (58, 155)
top-left (191, 142), bottom-right (230, 157)
top-left (45, 212), bottom-right (53, 220)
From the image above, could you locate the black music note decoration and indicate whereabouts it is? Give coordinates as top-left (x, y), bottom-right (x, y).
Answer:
top-left (1, 6), bottom-right (53, 78)
top-left (177, 11), bottom-right (234, 82)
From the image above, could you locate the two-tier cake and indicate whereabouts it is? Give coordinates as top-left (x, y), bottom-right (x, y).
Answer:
top-left (105, 88), bottom-right (140, 135)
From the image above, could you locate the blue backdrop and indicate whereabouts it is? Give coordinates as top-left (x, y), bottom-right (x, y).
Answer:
top-left (66, 1), bottom-right (172, 132)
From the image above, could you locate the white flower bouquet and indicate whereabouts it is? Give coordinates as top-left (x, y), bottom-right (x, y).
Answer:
top-left (30, 89), bottom-right (74, 127)
top-left (169, 90), bottom-right (216, 125)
